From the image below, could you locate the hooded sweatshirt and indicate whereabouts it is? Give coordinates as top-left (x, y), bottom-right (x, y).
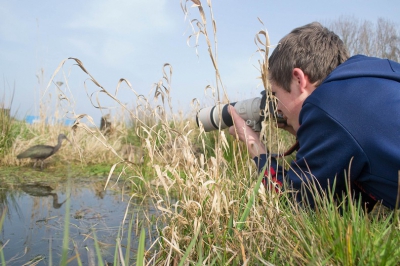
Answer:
top-left (255, 55), bottom-right (400, 209)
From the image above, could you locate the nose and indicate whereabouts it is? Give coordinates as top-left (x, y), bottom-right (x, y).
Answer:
top-left (276, 101), bottom-right (287, 119)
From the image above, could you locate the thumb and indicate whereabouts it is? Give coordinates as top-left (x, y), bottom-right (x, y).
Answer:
top-left (228, 105), bottom-right (240, 121)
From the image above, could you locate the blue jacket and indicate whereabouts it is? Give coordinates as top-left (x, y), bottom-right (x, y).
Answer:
top-left (255, 55), bottom-right (400, 209)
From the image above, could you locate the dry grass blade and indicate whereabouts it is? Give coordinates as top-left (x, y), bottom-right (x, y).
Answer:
top-left (181, 0), bottom-right (228, 103)
top-left (4, 4), bottom-right (393, 265)
top-left (190, 0), bottom-right (207, 26)
top-left (68, 57), bottom-right (137, 118)
top-left (254, 18), bottom-right (270, 91)
top-left (42, 58), bottom-right (69, 100)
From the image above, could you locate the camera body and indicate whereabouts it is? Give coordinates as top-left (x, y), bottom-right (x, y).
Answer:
top-left (196, 90), bottom-right (285, 132)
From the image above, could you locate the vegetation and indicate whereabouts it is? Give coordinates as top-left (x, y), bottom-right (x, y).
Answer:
top-left (325, 15), bottom-right (400, 62)
top-left (1, 1), bottom-right (400, 265)
top-left (0, 89), bottom-right (17, 158)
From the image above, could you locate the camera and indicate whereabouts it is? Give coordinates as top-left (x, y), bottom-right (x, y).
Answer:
top-left (196, 90), bottom-right (286, 132)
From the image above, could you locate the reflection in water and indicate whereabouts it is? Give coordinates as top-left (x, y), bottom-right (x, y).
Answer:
top-left (20, 183), bottom-right (66, 209)
top-left (0, 179), bottom-right (159, 265)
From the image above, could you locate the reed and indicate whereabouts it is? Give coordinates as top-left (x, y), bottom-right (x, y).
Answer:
top-left (1, 0), bottom-right (399, 265)
top-left (60, 180), bottom-right (71, 265)
top-left (136, 227), bottom-right (146, 266)
top-left (0, 88), bottom-right (17, 159)
top-left (139, 1), bottom-right (398, 264)
top-left (0, 207), bottom-right (6, 265)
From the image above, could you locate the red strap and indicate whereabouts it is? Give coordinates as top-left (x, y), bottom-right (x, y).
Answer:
top-left (262, 167), bottom-right (282, 193)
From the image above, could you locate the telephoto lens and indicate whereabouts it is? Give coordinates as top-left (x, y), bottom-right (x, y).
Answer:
top-left (196, 97), bottom-right (262, 132)
top-left (196, 90), bottom-right (286, 132)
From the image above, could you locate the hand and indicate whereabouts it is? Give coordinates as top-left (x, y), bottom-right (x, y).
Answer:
top-left (228, 105), bottom-right (267, 158)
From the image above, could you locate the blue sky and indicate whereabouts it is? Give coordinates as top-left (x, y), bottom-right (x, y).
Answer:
top-left (1, 1), bottom-right (399, 125)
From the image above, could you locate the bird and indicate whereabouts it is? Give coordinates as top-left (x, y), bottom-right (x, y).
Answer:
top-left (17, 134), bottom-right (71, 170)
top-left (21, 183), bottom-right (66, 209)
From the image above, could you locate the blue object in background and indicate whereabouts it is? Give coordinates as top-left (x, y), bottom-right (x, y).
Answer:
top-left (63, 119), bottom-right (75, 126)
top-left (25, 116), bottom-right (75, 126)
top-left (25, 115), bottom-right (40, 124)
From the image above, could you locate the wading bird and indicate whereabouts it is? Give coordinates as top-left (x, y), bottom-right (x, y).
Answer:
top-left (17, 134), bottom-right (71, 170)
top-left (21, 183), bottom-right (66, 209)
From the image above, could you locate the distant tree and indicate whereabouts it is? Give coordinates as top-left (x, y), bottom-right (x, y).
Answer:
top-left (325, 16), bottom-right (400, 62)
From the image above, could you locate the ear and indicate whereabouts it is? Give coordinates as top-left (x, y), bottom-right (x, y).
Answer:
top-left (292, 68), bottom-right (315, 94)
top-left (292, 68), bottom-right (307, 92)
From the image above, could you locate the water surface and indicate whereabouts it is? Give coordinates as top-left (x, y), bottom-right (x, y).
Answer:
top-left (0, 177), bottom-right (158, 265)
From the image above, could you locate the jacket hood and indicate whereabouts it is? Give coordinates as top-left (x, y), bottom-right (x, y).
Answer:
top-left (323, 55), bottom-right (400, 84)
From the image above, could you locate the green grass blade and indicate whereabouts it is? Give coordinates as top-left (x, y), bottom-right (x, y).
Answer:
top-left (60, 181), bottom-right (71, 265)
top-left (195, 235), bottom-right (203, 266)
top-left (0, 208), bottom-right (6, 266)
top-left (136, 227), bottom-right (146, 266)
top-left (114, 229), bottom-right (121, 266)
top-left (178, 223), bottom-right (201, 266)
top-left (237, 167), bottom-right (265, 231)
top-left (92, 230), bottom-right (105, 266)
top-left (228, 211), bottom-right (234, 237)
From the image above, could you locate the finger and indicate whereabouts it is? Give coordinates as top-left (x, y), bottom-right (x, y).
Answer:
top-left (228, 105), bottom-right (244, 124)
top-left (228, 105), bottom-right (235, 116)
top-left (228, 126), bottom-right (237, 138)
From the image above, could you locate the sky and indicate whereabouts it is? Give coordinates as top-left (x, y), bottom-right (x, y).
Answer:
top-left (1, 0), bottom-right (399, 126)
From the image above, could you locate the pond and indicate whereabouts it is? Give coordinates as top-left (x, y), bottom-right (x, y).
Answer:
top-left (0, 175), bottom-right (159, 265)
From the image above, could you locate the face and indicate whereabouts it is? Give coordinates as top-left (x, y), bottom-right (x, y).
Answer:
top-left (271, 79), bottom-right (308, 132)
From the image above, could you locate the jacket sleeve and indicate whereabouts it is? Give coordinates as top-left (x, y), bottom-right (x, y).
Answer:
top-left (254, 103), bottom-right (369, 207)
top-left (253, 154), bottom-right (285, 193)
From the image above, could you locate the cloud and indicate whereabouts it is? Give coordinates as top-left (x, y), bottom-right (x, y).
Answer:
top-left (66, 0), bottom-right (174, 34)
top-left (63, 0), bottom-right (177, 67)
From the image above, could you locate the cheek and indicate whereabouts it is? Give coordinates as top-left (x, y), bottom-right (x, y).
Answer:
top-left (276, 98), bottom-right (288, 112)
top-left (277, 99), bottom-right (295, 119)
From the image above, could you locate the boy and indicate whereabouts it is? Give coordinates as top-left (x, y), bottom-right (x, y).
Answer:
top-left (229, 22), bottom-right (400, 211)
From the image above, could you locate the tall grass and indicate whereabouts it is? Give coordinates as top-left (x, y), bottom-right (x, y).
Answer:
top-left (0, 88), bottom-right (17, 159)
top-left (60, 180), bottom-right (71, 265)
top-left (0, 207), bottom-right (6, 265)
top-left (0, 0), bottom-right (399, 265)
top-left (140, 1), bottom-right (398, 264)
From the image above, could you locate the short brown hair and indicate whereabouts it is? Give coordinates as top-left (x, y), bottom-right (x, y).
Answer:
top-left (269, 22), bottom-right (349, 92)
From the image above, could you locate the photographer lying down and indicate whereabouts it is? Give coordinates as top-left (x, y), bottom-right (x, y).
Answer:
top-left (228, 22), bottom-right (400, 212)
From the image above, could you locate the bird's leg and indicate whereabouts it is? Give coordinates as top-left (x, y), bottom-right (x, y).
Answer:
top-left (40, 160), bottom-right (44, 171)
top-left (33, 160), bottom-right (37, 169)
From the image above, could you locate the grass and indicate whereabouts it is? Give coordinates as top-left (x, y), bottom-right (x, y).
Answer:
top-left (60, 179), bottom-right (71, 265)
top-left (1, 88), bottom-right (399, 265)
top-left (0, 88), bottom-right (18, 158)
top-left (1, 0), bottom-right (399, 265)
